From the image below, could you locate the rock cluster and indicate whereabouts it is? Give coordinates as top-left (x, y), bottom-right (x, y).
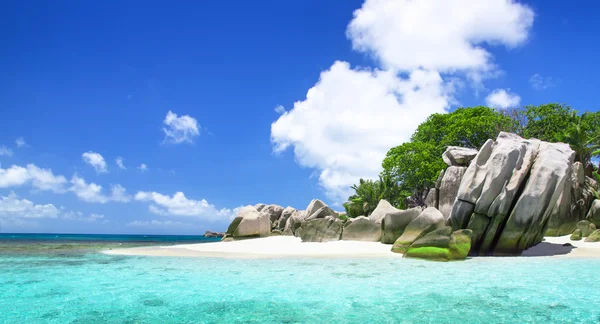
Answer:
top-left (423, 146), bottom-right (476, 219)
top-left (222, 132), bottom-right (600, 260)
top-left (300, 216), bottom-right (344, 242)
top-left (448, 132), bottom-right (577, 255)
top-left (204, 231), bottom-right (225, 238)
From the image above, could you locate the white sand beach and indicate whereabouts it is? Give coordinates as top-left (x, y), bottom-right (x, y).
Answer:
top-left (521, 235), bottom-right (600, 258)
top-left (104, 235), bottom-right (600, 259)
top-left (104, 236), bottom-right (399, 259)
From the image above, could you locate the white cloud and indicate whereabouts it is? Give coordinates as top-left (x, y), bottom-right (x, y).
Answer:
top-left (69, 175), bottom-right (131, 203)
top-left (0, 164), bottom-right (67, 193)
top-left (110, 184), bottom-right (131, 202)
top-left (163, 110), bottom-right (200, 144)
top-left (0, 163), bottom-right (130, 208)
top-left (138, 163), bottom-right (148, 172)
top-left (0, 146), bottom-right (13, 157)
top-left (485, 88), bottom-right (521, 109)
top-left (347, 0), bottom-right (534, 76)
top-left (62, 211), bottom-right (106, 223)
top-left (116, 157), bottom-right (126, 170)
top-left (82, 151), bottom-right (108, 174)
top-left (274, 105), bottom-right (286, 114)
top-left (270, 0), bottom-right (535, 203)
top-left (272, 62), bottom-right (451, 201)
top-left (15, 137), bottom-right (27, 147)
top-left (0, 193), bottom-right (59, 219)
top-left (134, 191), bottom-right (240, 221)
top-left (529, 73), bottom-right (556, 90)
top-left (69, 175), bottom-right (107, 203)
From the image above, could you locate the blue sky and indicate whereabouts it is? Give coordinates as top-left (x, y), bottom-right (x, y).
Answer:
top-left (1, 0), bottom-right (599, 234)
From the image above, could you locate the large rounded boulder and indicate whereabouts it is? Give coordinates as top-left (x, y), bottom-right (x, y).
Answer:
top-left (276, 206), bottom-right (297, 230)
top-left (449, 132), bottom-right (576, 256)
top-left (300, 216), bottom-right (343, 242)
top-left (226, 205), bottom-right (271, 238)
top-left (306, 205), bottom-right (337, 220)
top-left (380, 207), bottom-right (423, 244)
top-left (341, 216), bottom-right (381, 242)
top-left (283, 211), bottom-right (305, 236)
top-left (584, 229), bottom-right (600, 242)
top-left (576, 220), bottom-right (597, 237)
top-left (368, 200), bottom-right (400, 223)
top-left (442, 146), bottom-right (478, 166)
top-left (392, 207), bottom-right (445, 253)
top-left (305, 199), bottom-right (327, 217)
top-left (404, 227), bottom-right (472, 261)
top-left (261, 204), bottom-right (284, 227)
top-left (586, 200), bottom-right (600, 228)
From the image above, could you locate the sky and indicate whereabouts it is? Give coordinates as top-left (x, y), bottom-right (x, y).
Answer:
top-left (1, 0), bottom-right (599, 234)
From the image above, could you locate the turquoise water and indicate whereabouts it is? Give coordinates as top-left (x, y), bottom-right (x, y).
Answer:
top-left (0, 233), bottom-right (219, 255)
top-left (1, 236), bottom-right (600, 323)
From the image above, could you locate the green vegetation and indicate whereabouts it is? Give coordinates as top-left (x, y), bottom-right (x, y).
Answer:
top-left (381, 141), bottom-right (445, 207)
top-left (344, 104), bottom-right (600, 210)
top-left (382, 106), bottom-right (514, 207)
top-left (343, 174), bottom-right (409, 217)
top-left (520, 103), bottom-right (578, 142)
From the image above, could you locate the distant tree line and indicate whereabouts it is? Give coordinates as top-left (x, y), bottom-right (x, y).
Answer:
top-left (344, 104), bottom-right (600, 218)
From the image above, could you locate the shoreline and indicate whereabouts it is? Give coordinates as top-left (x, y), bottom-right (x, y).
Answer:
top-left (103, 235), bottom-right (600, 259)
top-left (103, 236), bottom-right (402, 259)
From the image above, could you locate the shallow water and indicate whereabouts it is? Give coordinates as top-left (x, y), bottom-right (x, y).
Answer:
top-left (1, 248), bottom-right (600, 323)
top-left (0, 233), bottom-right (219, 256)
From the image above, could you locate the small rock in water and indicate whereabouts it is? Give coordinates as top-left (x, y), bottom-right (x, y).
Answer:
top-left (562, 243), bottom-right (573, 247)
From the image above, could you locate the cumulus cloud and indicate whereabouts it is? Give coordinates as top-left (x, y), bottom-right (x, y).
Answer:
top-left (134, 191), bottom-right (240, 221)
top-left (15, 137), bottom-right (27, 147)
top-left (82, 151), bottom-right (108, 173)
top-left (272, 62), bottom-right (451, 201)
top-left (0, 146), bottom-right (13, 157)
top-left (485, 88), bottom-right (521, 109)
top-left (69, 175), bottom-right (131, 203)
top-left (0, 163), bottom-right (130, 205)
top-left (116, 157), bottom-right (126, 170)
top-left (0, 192), bottom-right (59, 219)
top-left (0, 164), bottom-right (67, 193)
top-left (163, 110), bottom-right (200, 144)
top-left (529, 73), bottom-right (556, 90)
top-left (347, 0), bottom-right (534, 76)
top-left (270, 0), bottom-right (534, 203)
top-left (62, 211), bottom-right (106, 223)
top-left (138, 163), bottom-right (148, 172)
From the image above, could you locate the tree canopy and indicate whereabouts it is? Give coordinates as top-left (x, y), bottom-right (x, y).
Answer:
top-left (344, 104), bottom-right (600, 212)
top-left (343, 174), bottom-right (410, 217)
top-left (412, 106), bottom-right (516, 149)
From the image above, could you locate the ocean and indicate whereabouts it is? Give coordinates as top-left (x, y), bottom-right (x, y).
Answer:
top-left (1, 234), bottom-right (599, 323)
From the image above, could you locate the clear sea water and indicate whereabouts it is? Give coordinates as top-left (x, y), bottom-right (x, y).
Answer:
top-left (1, 234), bottom-right (599, 323)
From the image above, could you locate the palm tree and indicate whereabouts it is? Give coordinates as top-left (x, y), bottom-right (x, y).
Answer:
top-left (343, 174), bottom-right (408, 217)
top-left (561, 116), bottom-right (600, 170)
